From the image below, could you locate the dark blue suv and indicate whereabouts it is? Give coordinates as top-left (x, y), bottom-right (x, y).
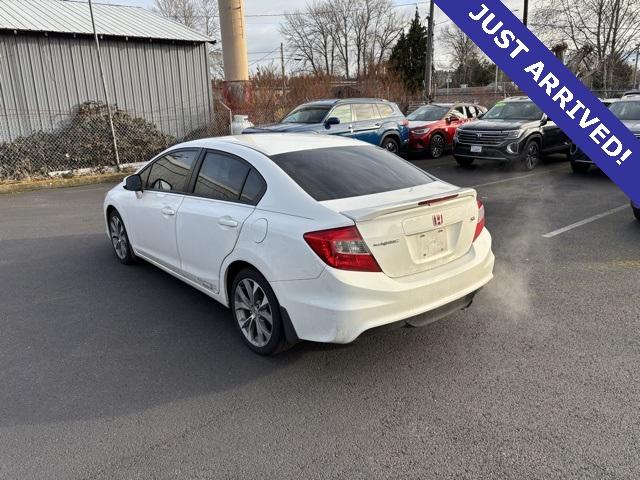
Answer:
top-left (243, 98), bottom-right (410, 153)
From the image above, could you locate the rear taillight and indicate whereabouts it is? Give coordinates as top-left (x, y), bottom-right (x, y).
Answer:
top-left (304, 226), bottom-right (381, 272)
top-left (473, 199), bottom-right (485, 242)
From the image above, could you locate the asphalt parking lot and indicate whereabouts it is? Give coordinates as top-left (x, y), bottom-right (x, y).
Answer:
top-left (1, 154), bottom-right (639, 479)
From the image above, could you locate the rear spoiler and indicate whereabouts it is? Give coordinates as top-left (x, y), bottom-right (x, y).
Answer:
top-left (340, 188), bottom-right (477, 222)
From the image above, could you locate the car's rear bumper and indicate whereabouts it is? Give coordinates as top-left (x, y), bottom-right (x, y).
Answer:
top-left (271, 229), bottom-right (494, 344)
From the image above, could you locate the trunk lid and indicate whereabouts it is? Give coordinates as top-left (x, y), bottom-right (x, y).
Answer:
top-left (321, 182), bottom-right (479, 278)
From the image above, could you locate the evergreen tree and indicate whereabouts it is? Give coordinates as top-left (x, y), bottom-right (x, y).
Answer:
top-left (390, 10), bottom-right (427, 93)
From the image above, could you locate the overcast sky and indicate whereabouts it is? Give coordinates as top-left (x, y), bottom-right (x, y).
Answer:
top-left (97, 0), bottom-right (528, 71)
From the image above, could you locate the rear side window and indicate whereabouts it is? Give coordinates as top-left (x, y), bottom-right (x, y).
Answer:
top-left (240, 170), bottom-right (266, 204)
top-left (376, 104), bottom-right (395, 118)
top-left (271, 146), bottom-right (433, 201)
top-left (146, 150), bottom-right (198, 192)
top-left (353, 103), bottom-right (377, 121)
top-left (194, 151), bottom-right (250, 201)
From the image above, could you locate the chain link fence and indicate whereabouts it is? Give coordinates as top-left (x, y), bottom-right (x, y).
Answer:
top-left (0, 99), bottom-right (232, 182)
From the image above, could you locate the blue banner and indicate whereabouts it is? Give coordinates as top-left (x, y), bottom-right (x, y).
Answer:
top-left (434, 0), bottom-right (640, 205)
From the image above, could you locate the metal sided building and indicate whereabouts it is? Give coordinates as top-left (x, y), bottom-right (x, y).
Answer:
top-left (0, 0), bottom-right (214, 143)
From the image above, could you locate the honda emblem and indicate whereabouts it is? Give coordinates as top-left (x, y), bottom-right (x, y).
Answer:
top-left (432, 214), bottom-right (444, 226)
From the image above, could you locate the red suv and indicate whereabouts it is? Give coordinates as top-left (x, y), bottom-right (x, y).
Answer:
top-left (407, 103), bottom-right (487, 158)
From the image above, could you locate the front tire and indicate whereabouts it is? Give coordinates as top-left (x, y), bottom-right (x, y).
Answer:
top-left (519, 138), bottom-right (540, 171)
top-left (455, 156), bottom-right (475, 168)
top-left (428, 133), bottom-right (446, 158)
top-left (381, 136), bottom-right (400, 154)
top-left (108, 210), bottom-right (135, 265)
top-left (231, 268), bottom-right (286, 355)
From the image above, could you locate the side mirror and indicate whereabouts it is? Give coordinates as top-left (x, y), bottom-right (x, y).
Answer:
top-left (124, 174), bottom-right (143, 192)
top-left (324, 117), bottom-right (340, 127)
top-left (540, 115), bottom-right (549, 126)
top-left (446, 115), bottom-right (458, 124)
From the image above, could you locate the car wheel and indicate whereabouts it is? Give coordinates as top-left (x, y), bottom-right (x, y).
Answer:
top-left (382, 136), bottom-right (400, 154)
top-left (231, 268), bottom-right (286, 355)
top-left (429, 133), bottom-right (446, 158)
top-left (570, 159), bottom-right (590, 173)
top-left (108, 210), bottom-right (136, 265)
top-left (633, 203), bottom-right (640, 222)
top-left (520, 139), bottom-right (540, 171)
top-left (455, 156), bottom-right (475, 168)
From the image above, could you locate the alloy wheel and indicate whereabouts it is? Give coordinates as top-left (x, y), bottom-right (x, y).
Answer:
top-left (234, 278), bottom-right (273, 348)
top-left (431, 135), bottom-right (445, 158)
top-left (525, 142), bottom-right (539, 170)
top-left (110, 216), bottom-right (128, 260)
top-left (384, 139), bottom-right (399, 153)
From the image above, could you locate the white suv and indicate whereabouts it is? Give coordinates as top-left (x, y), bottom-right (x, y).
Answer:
top-left (104, 134), bottom-right (494, 354)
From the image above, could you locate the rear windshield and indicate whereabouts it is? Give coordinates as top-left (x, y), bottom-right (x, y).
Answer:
top-left (270, 146), bottom-right (434, 201)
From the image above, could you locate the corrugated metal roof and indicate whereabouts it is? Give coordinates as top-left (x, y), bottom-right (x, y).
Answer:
top-left (0, 0), bottom-right (212, 42)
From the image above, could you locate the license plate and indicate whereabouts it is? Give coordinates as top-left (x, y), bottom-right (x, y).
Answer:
top-left (470, 145), bottom-right (482, 153)
top-left (418, 229), bottom-right (447, 258)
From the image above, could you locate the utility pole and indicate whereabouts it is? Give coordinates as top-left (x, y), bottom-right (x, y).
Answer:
top-left (424, 0), bottom-right (435, 102)
top-left (523, 0), bottom-right (529, 26)
top-left (88, 0), bottom-right (120, 170)
top-left (634, 44), bottom-right (640, 90)
top-left (280, 42), bottom-right (286, 96)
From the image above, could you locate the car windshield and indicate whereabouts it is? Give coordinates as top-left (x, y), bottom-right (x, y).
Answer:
top-left (281, 106), bottom-right (331, 124)
top-left (483, 101), bottom-right (543, 120)
top-left (609, 101), bottom-right (640, 120)
top-left (270, 146), bottom-right (434, 201)
top-left (407, 105), bottom-right (449, 121)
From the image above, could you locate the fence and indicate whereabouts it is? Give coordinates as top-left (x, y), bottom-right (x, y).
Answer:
top-left (0, 99), bottom-right (232, 182)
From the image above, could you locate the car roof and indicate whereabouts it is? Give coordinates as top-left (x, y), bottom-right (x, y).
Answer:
top-left (301, 98), bottom-right (394, 107)
top-left (176, 133), bottom-right (369, 156)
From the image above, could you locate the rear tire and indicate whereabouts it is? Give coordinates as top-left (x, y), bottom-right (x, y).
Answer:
top-left (455, 156), bottom-right (475, 168)
top-left (108, 210), bottom-right (136, 265)
top-left (519, 138), bottom-right (540, 171)
top-left (571, 159), bottom-right (590, 173)
top-left (230, 268), bottom-right (287, 355)
top-left (428, 133), bottom-right (446, 158)
top-left (381, 136), bottom-right (400, 154)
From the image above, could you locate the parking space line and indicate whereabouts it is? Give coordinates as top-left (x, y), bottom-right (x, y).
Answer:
top-left (472, 166), bottom-right (564, 188)
top-left (542, 205), bottom-right (629, 238)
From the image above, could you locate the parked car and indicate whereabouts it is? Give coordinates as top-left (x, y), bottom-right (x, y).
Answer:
top-left (406, 103), bottom-right (487, 158)
top-left (622, 90), bottom-right (640, 98)
top-left (570, 97), bottom-right (640, 173)
top-left (453, 96), bottom-right (571, 170)
top-left (104, 134), bottom-right (494, 355)
top-left (243, 98), bottom-right (410, 153)
top-left (632, 201), bottom-right (640, 221)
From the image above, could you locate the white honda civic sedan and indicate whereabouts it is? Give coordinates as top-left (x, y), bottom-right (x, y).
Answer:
top-left (104, 134), bottom-right (494, 354)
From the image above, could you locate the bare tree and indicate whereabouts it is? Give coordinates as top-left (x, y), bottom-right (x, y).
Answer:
top-left (533, 0), bottom-right (640, 90)
top-left (439, 25), bottom-right (479, 85)
top-left (154, 0), bottom-right (198, 29)
top-left (281, 0), bottom-right (404, 78)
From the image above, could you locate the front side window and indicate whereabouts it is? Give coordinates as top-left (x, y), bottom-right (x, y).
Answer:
top-left (353, 103), bottom-right (377, 121)
top-left (271, 146), bottom-right (434, 201)
top-left (193, 151), bottom-right (251, 202)
top-left (281, 105), bottom-right (331, 124)
top-left (484, 101), bottom-right (543, 120)
top-left (146, 150), bottom-right (198, 192)
top-left (449, 108), bottom-right (465, 120)
top-left (329, 104), bottom-right (353, 123)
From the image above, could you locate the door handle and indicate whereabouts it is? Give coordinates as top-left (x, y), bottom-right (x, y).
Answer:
top-left (218, 217), bottom-right (238, 228)
top-left (374, 123), bottom-right (381, 127)
top-left (161, 206), bottom-right (176, 216)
